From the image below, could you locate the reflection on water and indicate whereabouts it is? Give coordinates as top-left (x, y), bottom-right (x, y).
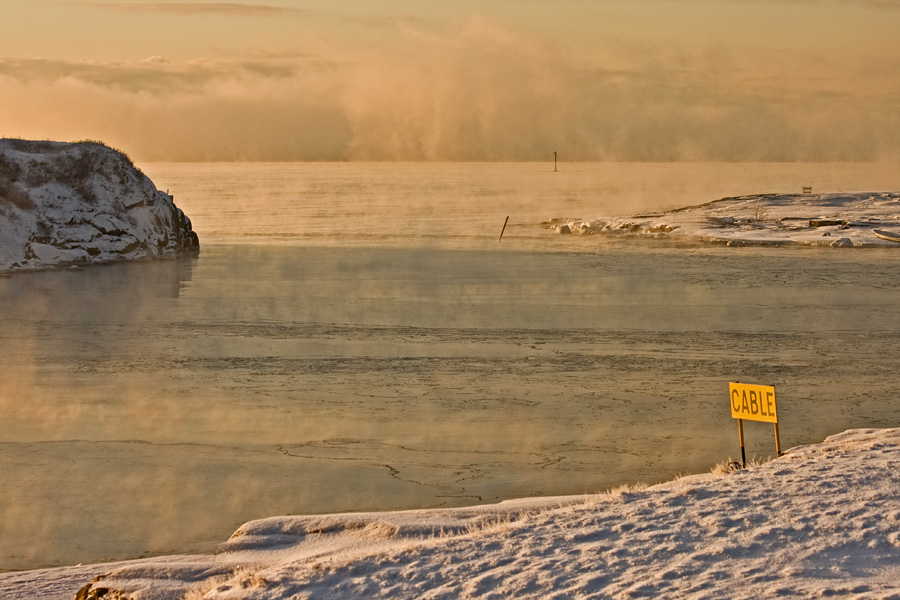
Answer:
top-left (2, 244), bottom-right (900, 570)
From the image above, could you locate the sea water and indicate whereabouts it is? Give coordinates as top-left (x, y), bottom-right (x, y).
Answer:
top-left (2, 162), bottom-right (900, 570)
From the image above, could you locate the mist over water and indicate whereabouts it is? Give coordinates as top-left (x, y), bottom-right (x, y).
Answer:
top-left (2, 162), bottom-right (900, 570)
top-left (142, 161), bottom-right (900, 246)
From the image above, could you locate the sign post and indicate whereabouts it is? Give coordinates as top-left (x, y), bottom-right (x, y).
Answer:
top-left (728, 382), bottom-right (781, 467)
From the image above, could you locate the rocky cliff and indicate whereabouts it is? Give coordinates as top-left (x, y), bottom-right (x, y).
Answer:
top-left (0, 139), bottom-right (198, 272)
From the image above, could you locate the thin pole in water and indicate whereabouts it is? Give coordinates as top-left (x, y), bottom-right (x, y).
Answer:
top-left (498, 216), bottom-right (509, 241)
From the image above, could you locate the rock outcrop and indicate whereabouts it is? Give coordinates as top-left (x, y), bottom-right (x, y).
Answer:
top-left (0, 139), bottom-right (198, 272)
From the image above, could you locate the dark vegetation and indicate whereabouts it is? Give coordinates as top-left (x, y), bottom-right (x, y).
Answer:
top-left (0, 152), bottom-right (34, 211)
top-left (0, 139), bottom-right (144, 211)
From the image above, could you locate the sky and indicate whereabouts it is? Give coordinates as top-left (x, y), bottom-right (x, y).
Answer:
top-left (0, 0), bottom-right (898, 162)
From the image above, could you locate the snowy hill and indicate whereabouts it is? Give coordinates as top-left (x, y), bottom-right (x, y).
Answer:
top-left (548, 191), bottom-right (900, 247)
top-left (4, 429), bottom-right (900, 599)
top-left (0, 139), bottom-right (197, 273)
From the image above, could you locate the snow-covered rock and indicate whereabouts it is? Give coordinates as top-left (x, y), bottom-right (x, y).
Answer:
top-left (547, 192), bottom-right (900, 247)
top-left (0, 139), bottom-right (198, 273)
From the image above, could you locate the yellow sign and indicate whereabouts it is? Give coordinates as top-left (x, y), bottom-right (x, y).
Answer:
top-left (729, 382), bottom-right (777, 423)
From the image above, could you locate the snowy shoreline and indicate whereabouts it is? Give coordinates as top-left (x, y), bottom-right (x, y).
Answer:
top-left (548, 191), bottom-right (900, 247)
top-left (5, 428), bottom-right (900, 599)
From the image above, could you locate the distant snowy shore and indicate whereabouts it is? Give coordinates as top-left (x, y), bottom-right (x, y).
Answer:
top-left (0, 139), bottom-right (197, 273)
top-left (4, 428), bottom-right (900, 599)
top-left (548, 191), bottom-right (900, 247)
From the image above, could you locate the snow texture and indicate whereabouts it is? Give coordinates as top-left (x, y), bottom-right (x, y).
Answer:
top-left (4, 428), bottom-right (900, 599)
top-left (547, 191), bottom-right (900, 247)
top-left (0, 139), bottom-right (198, 273)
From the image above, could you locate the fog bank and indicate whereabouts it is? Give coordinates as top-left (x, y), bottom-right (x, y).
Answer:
top-left (1, 10), bottom-right (898, 162)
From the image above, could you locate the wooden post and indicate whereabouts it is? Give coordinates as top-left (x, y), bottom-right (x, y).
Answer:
top-left (498, 216), bottom-right (509, 241)
top-left (553, 151), bottom-right (558, 172)
top-left (738, 419), bottom-right (746, 468)
top-left (774, 422), bottom-right (782, 456)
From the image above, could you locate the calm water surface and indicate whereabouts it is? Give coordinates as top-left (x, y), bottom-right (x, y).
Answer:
top-left (2, 162), bottom-right (899, 570)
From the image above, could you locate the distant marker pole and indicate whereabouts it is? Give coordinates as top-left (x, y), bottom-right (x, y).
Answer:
top-left (553, 151), bottom-right (558, 172)
top-left (499, 216), bottom-right (509, 241)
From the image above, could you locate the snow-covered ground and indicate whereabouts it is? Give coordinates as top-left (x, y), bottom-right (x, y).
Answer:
top-left (0, 139), bottom-right (197, 273)
top-left (4, 428), bottom-right (900, 600)
top-left (548, 191), bottom-right (900, 247)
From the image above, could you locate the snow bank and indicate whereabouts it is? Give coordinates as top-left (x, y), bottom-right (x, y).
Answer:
top-left (0, 139), bottom-right (198, 273)
top-left (548, 192), bottom-right (900, 247)
top-left (6, 428), bottom-right (900, 599)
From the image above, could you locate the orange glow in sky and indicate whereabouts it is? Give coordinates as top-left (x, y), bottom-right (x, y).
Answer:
top-left (1, 1), bottom-right (898, 161)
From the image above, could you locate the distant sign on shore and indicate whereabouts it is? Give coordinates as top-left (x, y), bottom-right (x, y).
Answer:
top-left (729, 382), bottom-right (777, 423)
top-left (729, 382), bottom-right (782, 466)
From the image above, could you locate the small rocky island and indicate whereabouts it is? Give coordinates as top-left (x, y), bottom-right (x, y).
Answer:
top-left (0, 138), bottom-right (198, 273)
